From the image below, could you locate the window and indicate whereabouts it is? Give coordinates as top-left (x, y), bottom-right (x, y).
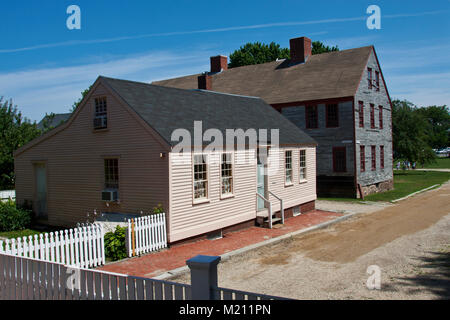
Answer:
top-left (371, 146), bottom-right (376, 171)
top-left (360, 146), bottom-right (366, 172)
top-left (285, 151), bottom-right (293, 184)
top-left (104, 158), bottom-right (119, 189)
top-left (375, 71), bottom-right (380, 91)
top-left (367, 68), bottom-right (373, 89)
top-left (380, 145), bottom-right (385, 169)
top-left (333, 147), bottom-right (346, 173)
top-left (379, 106), bottom-right (383, 129)
top-left (305, 106), bottom-right (318, 129)
top-left (358, 101), bottom-right (364, 128)
top-left (193, 154), bottom-right (208, 201)
top-left (326, 104), bottom-right (339, 128)
top-left (221, 153), bottom-right (233, 196)
top-left (299, 149), bottom-right (307, 181)
top-left (370, 104), bottom-right (375, 129)
top-left (94, 97), bottom-right (107, 129)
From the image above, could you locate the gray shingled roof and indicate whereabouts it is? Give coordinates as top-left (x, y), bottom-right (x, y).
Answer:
top-left (152, 46), bottom-right (373, 104)
top-left (101, 77), bottom-right (316, 147)
top-left (37, 113), bottom-right (71, 130)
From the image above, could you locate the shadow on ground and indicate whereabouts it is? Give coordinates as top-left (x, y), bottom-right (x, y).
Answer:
top-left (395, 249), bottom-right (450, 299)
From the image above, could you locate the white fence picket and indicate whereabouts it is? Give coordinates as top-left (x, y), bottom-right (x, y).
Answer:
top-left (0, 224), bottom-right (104, 268)
top-left (128, 213), bottom-right (167, 257)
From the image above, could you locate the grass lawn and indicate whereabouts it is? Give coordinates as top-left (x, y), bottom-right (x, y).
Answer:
top-left (365, 170), bottom-right (450, 202)
top-left (422, 157), bottom-right (450, 169)
top-left (0, 229), bottom-right (42, 239)
top-left (318, 170), bottom-right (450, 203)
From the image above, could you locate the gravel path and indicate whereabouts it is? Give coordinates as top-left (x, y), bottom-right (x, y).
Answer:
top-left (170, 183), bottom-right (450, 299)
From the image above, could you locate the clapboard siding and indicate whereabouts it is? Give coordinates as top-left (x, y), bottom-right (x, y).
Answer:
top-left (169, 150), bottom-right (256, 242)
top-left (268, 147), bottom-right (316, 212)
top-left (14, 83), bottom-right (169, 227)
top-left (168, 147), bottom-right (316, 242)
top-left (281, 102), bottom-right (354, 177)
top-left (354, 50), bottom-right (393, 186)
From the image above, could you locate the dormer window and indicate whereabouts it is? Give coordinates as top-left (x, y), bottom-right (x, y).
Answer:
top-left (94, 97), bottom-right (107, 130)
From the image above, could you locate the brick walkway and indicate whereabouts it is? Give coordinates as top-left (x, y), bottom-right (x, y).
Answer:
top-left (99, 210), bottom-right (342, 278)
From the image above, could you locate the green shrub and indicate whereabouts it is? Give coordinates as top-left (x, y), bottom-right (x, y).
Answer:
top-left (104, 226), bottom-right (127, 261)
top-left (152, 203), bottom-right (164, 214)
top-left (0, 200), bottom-right (32, 232)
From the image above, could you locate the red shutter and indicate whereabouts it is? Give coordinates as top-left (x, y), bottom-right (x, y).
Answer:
top-left (380, 146), bottom-right (385, 169)
top-left (360, 146), bottom-right (365, 172)
top-left (359, 101), bottom-right (364, 128)
top-left (379, 106), bottom-right (383, 129)
top-left (370, 104), bottom-right (375, 129)
top-left (371, 146), bottom-right (376, 171)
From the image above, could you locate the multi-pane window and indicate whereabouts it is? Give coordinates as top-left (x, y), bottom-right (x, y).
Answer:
top-left (370, 104), bottom-right (375, 129)
top-left (333, 147), bottom-right (346, 173)
top-left (367, 68), bottom-right (373, 89)
top-left (379, 106), bottom-right (383, 129)
top-left (193, 154), bottom-right (208, 200)
top-left (375, 71), bottom-right (380, 91)
top-left (371, 146), bottom-right (376, 171)
top-left (285, 151), bottom-right (293, 184)
top-left (326, 104), bottom-right (339, 128)
top-left (359, 101), bottom-right (364, 128)
top-left (299, 150), bottom-right (307, 181)
top-left (360, 146), bottom-right (366, 172)
top-left (305, 106), bottom-right (318, 129)
top-left (94, 97), bottom-right (108, 129)
top-left (221, 153), bottom-right (233, 196)
top-left (380, 145), bottom-right (385, 169)
top-left (104, 158), bottom-right (119, 189)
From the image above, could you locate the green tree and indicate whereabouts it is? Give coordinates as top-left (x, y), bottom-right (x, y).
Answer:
top-left (415, 105), bottom-right (449, 149)
top-left (0, 97), bottom-right (41, 189)
top-left (392, 99), bottom-right (435, 166)
top-left (228, 40), bottom-right (339, 68)
top-left (70, 86), bottom-right (91, 112)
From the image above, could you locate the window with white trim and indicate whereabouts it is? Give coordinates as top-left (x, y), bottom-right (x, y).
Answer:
top-left (193, 154), bottom-right (208, 200)
top-left (94, 97), bottom-right (107, 130)
top-left (299, 149), bottom-right (307, 181)
top-left (285, 150), bottom-right (293, 184)
top-left (221, 153), bottom-right (233, 196)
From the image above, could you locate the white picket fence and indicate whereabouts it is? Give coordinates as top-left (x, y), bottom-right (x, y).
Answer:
top-left (0, 224), bottom-right (105, 269)
top-left (128, 213), bottom-right (167, 257)
top-left (0, 190), bottom-right (15, 202)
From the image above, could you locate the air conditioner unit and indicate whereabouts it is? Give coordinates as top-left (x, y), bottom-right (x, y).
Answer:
top-left (102, 189), bottom-right (118, 202)
top-left (94, 116), bottom-right (107, 129)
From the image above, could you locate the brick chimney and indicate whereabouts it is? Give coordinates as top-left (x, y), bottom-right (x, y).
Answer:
top-left (289, 37), bottom-right (312, 64)
top-left (210, 55), bottom-right (228, 73)
top-left (198, 73), bottom-right (212, 90)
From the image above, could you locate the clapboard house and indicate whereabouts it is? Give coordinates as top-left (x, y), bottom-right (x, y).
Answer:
top-left (14, 76), bottom-right (317, 243)
top-left (154, 36), bottom-right (394, 198)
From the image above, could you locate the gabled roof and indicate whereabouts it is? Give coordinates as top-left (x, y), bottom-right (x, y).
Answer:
top-left (37, 113), bottom-right (71, 130)
top-left (153, 46), bottom-right (373, 105)
top-left (100, 77), bottom-right (316, 147)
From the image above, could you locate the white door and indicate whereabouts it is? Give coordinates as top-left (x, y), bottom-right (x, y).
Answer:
top-left (257, 149), bottom-right (268, 211)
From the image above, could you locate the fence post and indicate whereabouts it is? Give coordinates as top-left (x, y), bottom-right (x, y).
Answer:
top-left (186, 255), bottom-right (221, 300)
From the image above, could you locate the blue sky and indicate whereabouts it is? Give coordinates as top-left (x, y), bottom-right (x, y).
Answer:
top-left (0, 0), bottom-right (449, 121)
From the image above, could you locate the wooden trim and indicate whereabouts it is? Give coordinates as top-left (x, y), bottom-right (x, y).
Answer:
top-left (271, 96), bottom-right (353, 110)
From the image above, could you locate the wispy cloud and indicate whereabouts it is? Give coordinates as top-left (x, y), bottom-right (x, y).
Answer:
top-left (0, 10), bottom-right (446, 54)
top-left (0, 50), bottom-right (211, 121)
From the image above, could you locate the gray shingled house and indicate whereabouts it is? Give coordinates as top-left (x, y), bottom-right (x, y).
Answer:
top-left (14, 76), bottom-right (317, 243)
top-left (153, 36), bottom-right (394, 198)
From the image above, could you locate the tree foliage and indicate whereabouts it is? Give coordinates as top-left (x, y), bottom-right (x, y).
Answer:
top-left (0, 97), bottom-right (41, 189)
top-left (70, 86), bottom-right (91, 112)
top-left (228, 40), bottom-right (338, 68)
top-left (415, 105), bottom-right (449, 149)
top-left (392, 99), bottom-right (436, 166)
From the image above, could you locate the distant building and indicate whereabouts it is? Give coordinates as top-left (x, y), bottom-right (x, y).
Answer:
top-left (154, 36), bottom-right (394, 198)
top-left (37, 113), bottom-right (71, 130)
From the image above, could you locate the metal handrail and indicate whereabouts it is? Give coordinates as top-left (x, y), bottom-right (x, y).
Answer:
top-left (269, 191), bottom-right (284, 224)
top-left (256, 193), bottom-right (273, 229)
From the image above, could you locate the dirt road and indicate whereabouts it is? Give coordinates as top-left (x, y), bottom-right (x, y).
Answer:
top-left (171, 182), bottom-right (450, 299)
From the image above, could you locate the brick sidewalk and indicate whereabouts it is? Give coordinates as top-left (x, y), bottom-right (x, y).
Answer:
top-left (99, 210), bottom-right (342, 278)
